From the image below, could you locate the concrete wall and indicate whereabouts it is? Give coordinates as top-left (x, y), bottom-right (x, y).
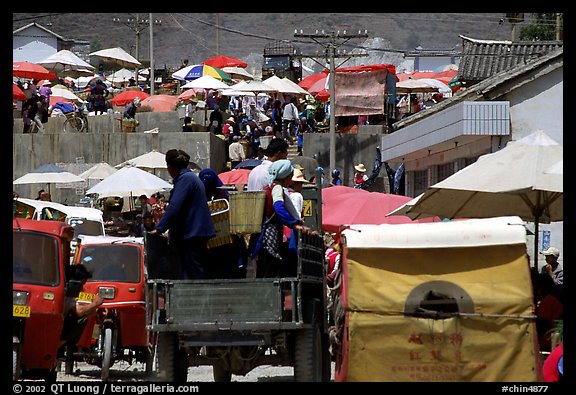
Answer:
top-left (13, 111), bottom-right (227, 204)
top-left (303, 125), bottom-right (388, 191)
top-left (13, 109), bottom-right (386, 202)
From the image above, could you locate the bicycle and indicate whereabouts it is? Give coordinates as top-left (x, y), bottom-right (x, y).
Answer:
top-left (63, 108), bottom-right (88, 133)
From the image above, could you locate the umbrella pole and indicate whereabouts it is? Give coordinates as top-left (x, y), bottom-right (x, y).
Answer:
top-left (533, 216), bottom-right (540, 272)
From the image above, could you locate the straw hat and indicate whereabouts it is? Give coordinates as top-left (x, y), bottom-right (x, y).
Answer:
top-left (354, 163), bottom-right (367, 172)
top-left (292, 168), bottom-right (312, 183)
top-left (226, 117), bottom-right (236, 124)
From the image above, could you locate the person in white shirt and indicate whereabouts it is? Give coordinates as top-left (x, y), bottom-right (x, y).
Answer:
top-left (247, 138), bottom-right (289, 192)
top-left (228, 135), bottom-right (246, 169)
top-left (281, 97), bottom-right (299, 144)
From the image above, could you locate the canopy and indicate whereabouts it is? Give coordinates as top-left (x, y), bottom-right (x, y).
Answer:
top-left (86, 166), bottom-right (172, 198)
top-left (403, 130), bottom-right (563, 269)
top-left (396, 78), bottom-right (439, 94)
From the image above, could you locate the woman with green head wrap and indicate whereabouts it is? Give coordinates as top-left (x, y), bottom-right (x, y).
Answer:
top-left (253, 159), bottom-right (311, 277)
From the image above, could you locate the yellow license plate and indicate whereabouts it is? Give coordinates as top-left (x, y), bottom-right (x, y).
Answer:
top-left (77, 292), bottom-right (94, 302)
top-left (13, 305), bottom-right (31, 317)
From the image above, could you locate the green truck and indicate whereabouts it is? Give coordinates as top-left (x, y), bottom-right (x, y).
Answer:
top-left (145, 180), bottom-right (331, 382)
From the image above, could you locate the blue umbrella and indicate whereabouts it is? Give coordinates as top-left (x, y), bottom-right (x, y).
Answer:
top-left (234, 158), bottom-right (262, 170)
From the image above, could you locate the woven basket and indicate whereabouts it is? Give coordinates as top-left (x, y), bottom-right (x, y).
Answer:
top-left (207, 199), bottom-right (233, 249)
top-left (121, 120), bottom-right (137, 133)
top-left (228, 191), bottom-right (266, 234)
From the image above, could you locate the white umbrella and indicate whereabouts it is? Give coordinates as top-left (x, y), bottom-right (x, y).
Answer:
top-left (263, 75), bottom-right (302, 94)
top-left (385, 193), bottom-right (441, 220)
top-left (396, 78), bottom-right (439, 94)
top-left (89, 47), bottom-right (141, 69)
top-left (403, 130), bottom-right (563, 269)
top-left (36, 50), bottom-right (95, 74)
top-left (50, 87), bottom-right (85, 103)
top-left (281, 77), bottom-right (311, 95)
top-left (180, 75), bottom-right (230, 90)
top-left (222, 66), bottom-right (254, 80)
top-left (78, 162), bottom-right (118, 180)
top-left (107, 68), bottom-right (146, 85)
top-left (414, 78), bottom-right (451, 94)
top-left (235, 79), bottom-right (278, 96)
top-left (115, 150), bottom-right (167, 170)
top-left (13, 163), bottom-right (84, 194)
top-left (85, 166), bottom-right (172, 198)
top-left (544, 160), bottom-right (563, 175)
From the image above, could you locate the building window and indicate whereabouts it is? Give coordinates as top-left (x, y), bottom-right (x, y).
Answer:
top-left (437, 162), bottom-right (455, 182)
top-left (413, 170), bottom-right (428, 196)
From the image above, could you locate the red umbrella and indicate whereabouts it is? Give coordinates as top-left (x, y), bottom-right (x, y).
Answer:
top-left (203, 55), bottom-right (248, 69)
top-left (140, 94), bottom-right (179, 112)
top-left (307, 75), bottom-right (328, 95)
top-left (13, 61), bottom-right (57, 80)
top-left (110, 90), bottom-right (150, 106)
top-left (13, 83), bottom-right (27, 101)
top-left (321, 186), bottom-right (433, 233)
top-left (315, 88), bottom-right (330, 101)
top-left (298, 71), bottom-right (329, 91)
top-left (217, 169), bottom-right (251, 185)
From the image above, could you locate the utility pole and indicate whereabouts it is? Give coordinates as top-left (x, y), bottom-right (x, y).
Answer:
top-left (556, 13), bottom-right (562, 40)
top-left (113, 14), bottom-right (161, 91)
top-left (216, 13), bottom-right (220, 56)
top-left (294, 30), bottom-right (368, 174)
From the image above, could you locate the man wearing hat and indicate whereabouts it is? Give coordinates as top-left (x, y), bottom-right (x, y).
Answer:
top-left (540, 247), bottom-right (563, 292)
top-left (353, 163), bottom-right (368, 189)
top-left (228, 134), bottom-right (246, 169)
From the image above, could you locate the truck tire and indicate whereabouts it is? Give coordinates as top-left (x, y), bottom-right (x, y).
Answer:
top-left (213, 364), bottom-right (232, 382)
top-left (294, 325), bottom-right (323, 382)
top-left (157, 333), bottom-right (188, 382)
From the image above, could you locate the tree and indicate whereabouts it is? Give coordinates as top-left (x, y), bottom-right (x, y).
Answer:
top-left (519, 13), bottom-right (562, 41)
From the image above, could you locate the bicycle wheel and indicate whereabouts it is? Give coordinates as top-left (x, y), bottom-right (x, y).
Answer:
top-left (64, 117), bottom-right (85, 133)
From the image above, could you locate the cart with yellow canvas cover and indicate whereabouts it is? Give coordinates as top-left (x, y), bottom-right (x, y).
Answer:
top-left (329, 216), bottom-right (542, 382)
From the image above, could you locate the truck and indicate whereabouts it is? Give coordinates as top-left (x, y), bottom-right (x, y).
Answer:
top-left (262, 41), bottom-right (303, 83)
top-left (145, 179), bottom-right (331, 382)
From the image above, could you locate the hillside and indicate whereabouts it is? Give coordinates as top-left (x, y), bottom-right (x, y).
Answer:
top-left (13, 13), bottom-right (530, 74)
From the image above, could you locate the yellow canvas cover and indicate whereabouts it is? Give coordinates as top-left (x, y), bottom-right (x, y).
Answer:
top-left (340, 217), bottom-right (540, 382)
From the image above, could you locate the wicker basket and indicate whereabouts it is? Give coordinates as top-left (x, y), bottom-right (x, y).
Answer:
top-left (207, 199), bottom-right (233, 249)
top-left (121, 119), bottom-right (137, 133)
top-left (228, 191), bottom-right (266, 234)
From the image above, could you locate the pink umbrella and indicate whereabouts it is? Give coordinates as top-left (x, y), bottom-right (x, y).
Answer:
top-left (321, 186), bottom-right (433, 233)
top-left (140, 94), bottom-right (179, 112)
top-left (110, 90), bottom-right (150, 106)
top-left (307, 75), bottom-right (328, 95)
top-left (218, 169), bottom-right (251, 185)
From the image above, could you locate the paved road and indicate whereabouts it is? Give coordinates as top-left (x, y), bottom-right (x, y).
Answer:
top-left (57, 361), bottom-right (335, 382)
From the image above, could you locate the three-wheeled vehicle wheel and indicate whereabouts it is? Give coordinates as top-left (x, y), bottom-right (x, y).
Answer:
top-left (213, 364), bottom-right (232, 382)
top-left (294, 325), bottom-right (324, 382)
top-left (156, 332), bottom-right (188, 381)
top-left (101, 327), bottom-right (113, 381)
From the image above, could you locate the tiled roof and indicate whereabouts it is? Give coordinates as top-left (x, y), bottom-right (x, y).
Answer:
top-left (456, 35), bottom-right (562, 84)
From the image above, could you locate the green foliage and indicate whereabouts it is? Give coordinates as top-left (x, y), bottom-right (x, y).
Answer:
top-left (519, 13), bottom-right (562, 41)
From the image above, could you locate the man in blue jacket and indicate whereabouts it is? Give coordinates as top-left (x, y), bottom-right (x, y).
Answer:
top-left (151, 149), bottom-right (216, 279)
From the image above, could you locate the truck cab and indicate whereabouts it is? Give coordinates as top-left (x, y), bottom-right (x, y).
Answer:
top-left (262, 41), bottom-right (303, 83)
